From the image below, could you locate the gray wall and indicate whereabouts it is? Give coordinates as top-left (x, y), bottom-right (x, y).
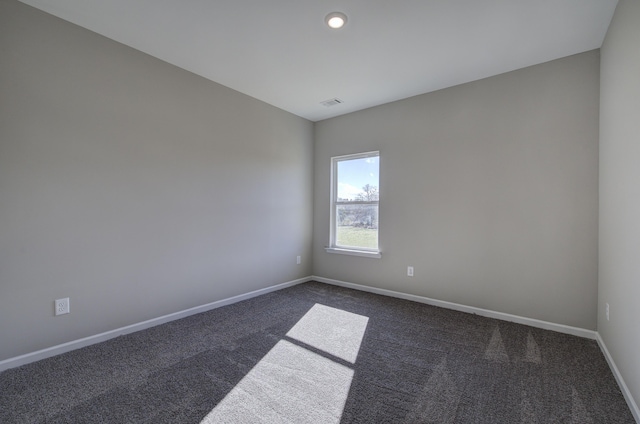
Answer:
top-left (599, 0), bottom-right (640, 411)
top-left (314, 51), bottom-right (600, 330)
top-left (0, 0), bottom-right (611, 367)
top-left (0, 0), bottom-right (313, 361)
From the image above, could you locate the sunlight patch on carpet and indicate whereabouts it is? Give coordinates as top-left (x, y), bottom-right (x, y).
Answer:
top-left (286, 303), bottom-right (369, 364)
top-left (484, 326), bottom-right (509, 362)
top-left (201, 304), bottom-right (369, 423)
top-left (405, 358), bottom-right (460, 423)
top-left (524, 331), bottom-right (542, 364)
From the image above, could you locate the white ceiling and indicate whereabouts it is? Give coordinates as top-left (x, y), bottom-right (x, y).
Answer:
top-left (19, 0), bottom-right (618, 122)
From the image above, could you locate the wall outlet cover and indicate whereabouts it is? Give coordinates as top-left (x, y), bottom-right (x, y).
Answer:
top-left (55, 298), bottom-right (70, 316)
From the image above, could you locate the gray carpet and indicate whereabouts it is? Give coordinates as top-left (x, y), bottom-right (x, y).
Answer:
top-left (0, 281), bottom-right (634, 423)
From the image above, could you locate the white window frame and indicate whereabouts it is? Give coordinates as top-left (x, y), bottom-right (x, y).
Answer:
top-left (325, 151), bottom-right (381, 259)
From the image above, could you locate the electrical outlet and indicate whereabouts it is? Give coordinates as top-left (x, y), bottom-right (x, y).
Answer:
top-left (606, 303), bottom-right (609, 321)
top-left (296, 256), bottom-right (301, 265)
top-left (55, 298), bottom-right (70, 316)
top-left (407, 266), bottom-right (414, 277)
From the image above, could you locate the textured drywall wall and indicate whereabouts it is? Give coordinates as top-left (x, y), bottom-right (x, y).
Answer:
top-left (0, 0), bottom-right (313, 361)
top-left (599, 0), bottom-right (640, 413)
top-left (314, 51), bottom-right (600, 330)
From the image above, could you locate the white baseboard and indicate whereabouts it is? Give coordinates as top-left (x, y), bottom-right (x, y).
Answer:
top-left (3, 275), bottom-right (637, 421)
top-left (0, 276), bottom-right (312, 372)
top-left (312, 275), bottom-right (597, 340)
top-left (596, 334), bottom-right (640, 423)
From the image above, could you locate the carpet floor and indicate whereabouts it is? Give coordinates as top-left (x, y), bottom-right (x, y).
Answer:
top-left (0, 281), bottom-right (635, 423)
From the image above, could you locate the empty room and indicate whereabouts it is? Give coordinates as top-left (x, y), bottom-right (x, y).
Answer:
top-left (1, 0), bottom-right (639, 422)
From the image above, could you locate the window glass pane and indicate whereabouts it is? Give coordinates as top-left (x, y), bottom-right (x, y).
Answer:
top-left (337, 156), bottom-right (379, 202)
top-left (336, 204), bottom-right (378, 249)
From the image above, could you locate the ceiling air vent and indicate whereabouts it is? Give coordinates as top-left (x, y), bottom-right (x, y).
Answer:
top-left (320, 98), bottom-right (344, 107)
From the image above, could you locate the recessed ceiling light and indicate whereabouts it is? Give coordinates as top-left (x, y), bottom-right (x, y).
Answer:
top-left (325, 12), bottom-right (347, 29)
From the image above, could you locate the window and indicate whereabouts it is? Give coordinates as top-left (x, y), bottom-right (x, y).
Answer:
top-left (327, 151), bottom-right (381, 258)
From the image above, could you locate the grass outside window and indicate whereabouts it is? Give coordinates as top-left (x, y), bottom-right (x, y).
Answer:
top-left (336, 226), bottom-right (378, 249)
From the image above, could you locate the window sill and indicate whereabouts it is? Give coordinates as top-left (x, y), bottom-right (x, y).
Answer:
top-left (325, 247), bottom-right (382, 259)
